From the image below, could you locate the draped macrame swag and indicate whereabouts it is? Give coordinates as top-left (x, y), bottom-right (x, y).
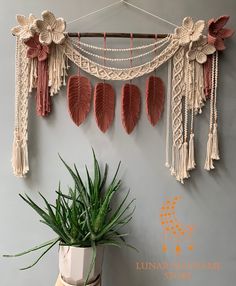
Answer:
top-left (11, 11), bottom-right (234, 182)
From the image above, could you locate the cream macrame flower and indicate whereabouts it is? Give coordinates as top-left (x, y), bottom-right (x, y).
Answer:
top-left (188, 36), bottom-right (216, 64)
top-left (175, 17), bottom-right (205, 46)
top-left (34, 11), bottom-right (66, 45)
top-left (11, 14), bottom-right (36, 41)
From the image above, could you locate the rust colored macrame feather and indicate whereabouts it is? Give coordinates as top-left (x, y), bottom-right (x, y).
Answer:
top-left (94, 82), bottom-right (115, 133)
top-left (146, 76), bottom-right (165, 126)
top-left (121, 83), bottom-right (141, 134)
top-left (67, 75), bottom-right (92, 126)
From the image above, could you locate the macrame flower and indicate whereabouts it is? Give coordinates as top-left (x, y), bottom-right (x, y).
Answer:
top-left (208, 15), bottom-right (234, 51)
top-left (188, 37), bottom-right (216, 64)
top-left (25, 35), bottom-right (49, 61)
top-left (175, 17), bottom-right (205, 46)
top-left (34, 11), bottom-right (66, 45)
top-left (11, 14), bottom-right (36, 41)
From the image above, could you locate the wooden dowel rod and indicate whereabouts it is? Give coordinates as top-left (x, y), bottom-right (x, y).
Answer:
top-left (68, 32), bottom-right (168, 39)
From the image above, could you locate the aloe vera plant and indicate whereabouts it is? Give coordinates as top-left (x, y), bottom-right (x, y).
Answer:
top-left (4, 150), bottom-right (135, 276)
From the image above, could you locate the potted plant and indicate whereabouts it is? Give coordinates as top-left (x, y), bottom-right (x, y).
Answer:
top-left (4, 151), bottom-right (135, 286)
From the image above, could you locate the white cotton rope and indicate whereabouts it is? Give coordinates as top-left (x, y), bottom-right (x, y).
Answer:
top-left (67, 0), bottom-right (179, 29)
top-left (67, 1), bottom-right (123, 24)
top-left (122, 1), bottom-right (179, 28)
top-left (165, 59), bottom-right (172, 168)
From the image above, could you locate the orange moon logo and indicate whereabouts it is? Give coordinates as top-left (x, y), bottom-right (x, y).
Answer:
top-left (160, 195), bottom-right (195, 255)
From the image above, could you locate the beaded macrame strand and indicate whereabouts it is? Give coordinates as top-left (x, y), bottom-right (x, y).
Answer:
top-left (70, 35), bottom-right (171, 62)
top-left (204, 51), bottom-right (219, 170)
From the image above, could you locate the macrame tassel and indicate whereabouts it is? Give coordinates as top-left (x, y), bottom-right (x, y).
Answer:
top-left (170, 145), bottom-right (176, 176)
top-left (181, 142), bottom-right (189, 182)
top-left (174, 146), bottom-right (182, 182)
top-left (12, 135), bottom-right (22, 177)
top-left (55, 276), bottom-right (61, 286)
top-left (48, 44), bottom-right (68, 96)
top-left (12, 133), bottom-right (29, 177)
top-left (211, 123), bottom-right (220, 160)
top-left (171, 144), bottom-right (187, 183)
top-left (36, 60), bottom-right (51, 116)
top-left (187, 133), bottom-right (196, 170)
top-left (204, 133), bottom-right (214, 170)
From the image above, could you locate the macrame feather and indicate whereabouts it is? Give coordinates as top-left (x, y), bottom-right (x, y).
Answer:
top-left (67, 75), bottom-right (92, 126)
top-left (94, 82), bottom-right (115, 133)
top-left (121, 83), bottom-right (141, 134)
top-left (146, 76), bottom-right (165, 126)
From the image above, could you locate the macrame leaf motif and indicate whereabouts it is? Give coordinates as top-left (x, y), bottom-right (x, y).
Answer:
top-left (94, 83), bottom-right (115, 132)
top-left (146, 76), bottom-right (165, 126)
top-left (67, 75), bottom-right (92, 126)
top-left (121, 83), bottom-right (141, 134)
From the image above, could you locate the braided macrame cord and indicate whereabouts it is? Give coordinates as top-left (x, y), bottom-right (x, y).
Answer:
top-left (11, 10), bottom-right (233, 181)
top-left (12, 37), bottom-right (30, 177)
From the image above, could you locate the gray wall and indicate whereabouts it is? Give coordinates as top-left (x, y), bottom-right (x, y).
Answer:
top-left (0, 1), bottom-right (236, 285)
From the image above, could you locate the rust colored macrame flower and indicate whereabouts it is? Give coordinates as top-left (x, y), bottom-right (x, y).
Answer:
top-left (11, 14), bottom-right (36, 41)
top-left (188, 37), bottom-right (216, 64)
top-left (175, 17), bottom-right (205, 46)
top-left (25, 35), bottom-right (49, 61)
top-left (34, 11), bottom-right (66, 45)
top-left (208, 15), bottom-right (234, 51)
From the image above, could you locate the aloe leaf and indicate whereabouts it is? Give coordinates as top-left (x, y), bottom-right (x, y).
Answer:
top-left (20, 238), bottom-right (60, 270)
top-left (92, 149), bottom-right (101, 192)
top-left (85, 165), bottom-right (94, 196)
top-left (100, 163), bottom-right (108, 191)
top-left (95, 199), bottom-right (135, 240)
top-left (3, 238), bottom-right (59, 258)
top-left (110, 161), bottom-right (121, 186)
top-left (84, 241), bottom-right (96, 286)
top-left (39, 193), bottom-right (56, 222)
top-left (19, 194), bottom-right (51, 223)
top-left (108, 190), bottom-right (131, 221)
top-left (59, 156), bottom-right (88, 205)
top-left (39, 220), bottom-right (69, 243)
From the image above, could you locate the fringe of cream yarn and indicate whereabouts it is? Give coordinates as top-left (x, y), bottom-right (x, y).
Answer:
top-left (12, 37), bottom-right (30, 177)
top-left (48, 44), bottom-right (68, 96)
top-left (204, 51), bottom-right (219, 170)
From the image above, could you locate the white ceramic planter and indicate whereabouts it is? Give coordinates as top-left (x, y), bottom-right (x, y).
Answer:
top-left (59, 245), bottom-right (104, 285)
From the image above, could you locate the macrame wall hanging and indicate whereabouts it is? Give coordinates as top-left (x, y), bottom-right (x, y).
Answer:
top-left (11, 0), bottom-right (234, 183)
